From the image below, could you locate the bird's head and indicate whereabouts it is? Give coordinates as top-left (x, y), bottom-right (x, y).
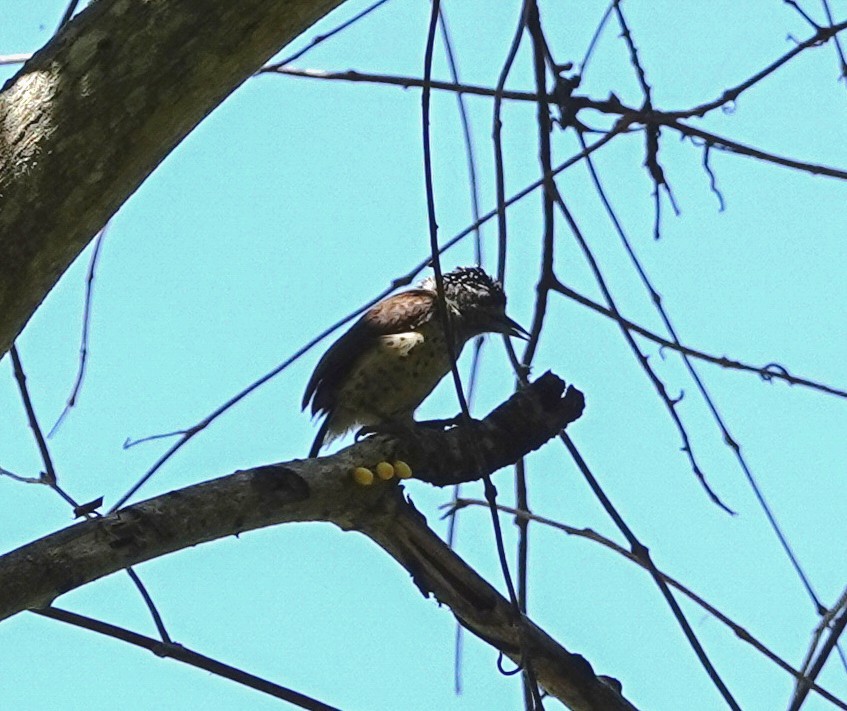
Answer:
top-left (419, 266), bottom-right (529, 340)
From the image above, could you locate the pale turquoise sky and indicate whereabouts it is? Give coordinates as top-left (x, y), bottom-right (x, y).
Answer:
top-left (1, 2), bottom-right (846, 710)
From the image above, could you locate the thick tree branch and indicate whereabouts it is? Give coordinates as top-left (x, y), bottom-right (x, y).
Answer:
top-left (0, 374), bottom-right (630, 710)
top-left (0, 0), bottom-right (344, 357)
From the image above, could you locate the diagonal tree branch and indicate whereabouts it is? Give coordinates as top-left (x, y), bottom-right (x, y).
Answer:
top-left (0, 0), bottom-right (346, 358)
top-left (0, 374), bottom-right (633, 711)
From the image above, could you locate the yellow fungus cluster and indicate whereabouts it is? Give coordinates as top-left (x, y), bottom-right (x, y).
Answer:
top-left (350, 460), bottom-right (413, 486)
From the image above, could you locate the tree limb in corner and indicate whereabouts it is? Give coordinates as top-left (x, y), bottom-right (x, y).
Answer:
top-left (0, 0), bottom-right (344, 357)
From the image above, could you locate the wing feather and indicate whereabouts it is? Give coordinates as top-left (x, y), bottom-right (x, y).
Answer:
top-left (302, 290), bottom-right (437, 417)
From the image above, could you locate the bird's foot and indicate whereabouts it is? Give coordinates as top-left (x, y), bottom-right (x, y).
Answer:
top-left (351, 460), bottom-right (413, 486)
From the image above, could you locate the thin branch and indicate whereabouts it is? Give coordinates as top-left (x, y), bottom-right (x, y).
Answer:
top-left (701, 142), bottom-right (726, 211)
top-left (34, 607), bottom-right (340, 711)
top-left (10, 346), bottom-right (59, 486)
top-left (788, 601), bottom-right (847, 711)
top-left (559, 433), bottom-right (741, 710)
top-left (612, 0), bottom-right (652, 101)
top-left (523, 2), bottom-right (556, 371)
top-left (784, 0), bottom-right (822, 30)
top-left (572, 130), bottom-right (829, 618)
top-left (791, 588), bottom-right (847, 707)
top-left (124, 568), bottom-right (172, 644)
top-left (493, 1), bottom-right (530, 285)
top-left (552, 190), bottom-right (732, 512)
top-left (819, 0), bottom-right (847, 81)
top-left (518, 5), bottom-right (558, 704)
top-left (0, 466), bottom-right (42, 484)
top-left (612, 1), bottom-right (679, 239)
top-left (57, 0), bottom-right (83, 30)
top-left (123, 429), bottom-right (191, 449)
top-left (261, 65), bottom-right (543, 101)
top-left (421, 2), bottom-right (540, 704)
top-left (551, 279), bottom-right (847, 399)
top-left (0, 53), bottom-right (31, 66)
top-left (49, 226), bottom-right (108, 437)
top-left (671, 119), bottom-right (847, 180)
top-left (436, 4), bottom-right (485, 694)
top-left (264, 0), bottom-right (392, 69)
top-left (446, 499), bottom-right (847, 711)
top-left (437, 4), bottom-right (484, 265)
top-left (670, 19), bottom-right (847, 119)
top-left (580, 2), bottom-right (615, 75)
top-left (9, 345), bottom-right (80, 509)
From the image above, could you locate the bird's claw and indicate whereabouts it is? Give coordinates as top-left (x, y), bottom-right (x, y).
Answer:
top-left (416, 414), bottom-right (464, 430)
top-left (354, 421), bottom-right (412, 442)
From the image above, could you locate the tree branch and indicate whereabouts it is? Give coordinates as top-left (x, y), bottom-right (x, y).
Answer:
top-left (0, 374), bottom-right (631, 710)
top-left (0, 0), bottom-right (345, 357)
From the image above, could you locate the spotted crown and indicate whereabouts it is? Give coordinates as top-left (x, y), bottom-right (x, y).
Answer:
top-left (418, 266), bottom-right (506, 312)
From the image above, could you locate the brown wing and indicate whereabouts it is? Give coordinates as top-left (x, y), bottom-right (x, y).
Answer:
top-left (302, 289), bottom-right (437, 418)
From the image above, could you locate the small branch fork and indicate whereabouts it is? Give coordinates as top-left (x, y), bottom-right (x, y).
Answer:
top-left (264, 18), bottom-right (847, 185)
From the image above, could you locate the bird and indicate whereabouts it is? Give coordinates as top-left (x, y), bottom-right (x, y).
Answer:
top-left (303, 266), bottom-right (528, 458)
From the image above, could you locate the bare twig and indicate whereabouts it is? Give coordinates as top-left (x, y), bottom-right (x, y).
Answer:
top-left (552, 191), bottom-right (732, 512)
top-left (264, 0), bottom-right (392, 69)
top-left (49, 226), bottom-right (108, 437)
top-left (34, 607), bottom-right (340, 711)
top-left (57, 0), bottom-right (82, 30)
top-left (671, 119), bottom-right (847, 180)
top-left (791, 588), bottom-right (847, 707)
top-left (446, 499), bottom-right (847, 711)
top-left (671, 19), bottom-right (847, 118)
top-left (701, 142), bottom-right (726, 211)
top-left (516, 9), bottom-right (557, 707)
top-left (124, 568), bottom-right (172, 643)
top-left (0, 466), bottom-right (42, 484)
top-left (9, 345), bottom-right (79, 508)
top-left (436, 3), bottom-right (485, 694)
top-left (421, 2), bottom-right (541, 704)
top-left (559, 433), bottom-right (741, 710)
top-left (819, 0), bottom-right (847, 81)
top-left (493, 2), bottom-right (530, 285)
top-left (0, 53), bottom-right (31, 66)
top-left (788, 600), bottom-right (847, 711)
top-left (572, 131), bottom-right (829, 621)
top-left (580, 1), bottom-right (615, 75)
top-left (552, 278), bottom-right (847, 399)
top-left (261, 65), bottom-right (543, 101)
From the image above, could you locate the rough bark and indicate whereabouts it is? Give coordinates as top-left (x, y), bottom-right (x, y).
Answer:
top-left (0, 375), bottom-right (633, 710)
top-left (0, 0), bottom-right (344, 357)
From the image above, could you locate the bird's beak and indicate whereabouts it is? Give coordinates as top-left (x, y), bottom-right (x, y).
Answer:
top-left (497, 314), bottom-right (530, 340)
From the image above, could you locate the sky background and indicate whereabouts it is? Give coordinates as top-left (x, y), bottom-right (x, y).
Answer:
top-left (1, 1), bottom-right (846, 709)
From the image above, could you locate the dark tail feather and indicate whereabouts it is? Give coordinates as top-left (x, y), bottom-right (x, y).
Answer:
top-left (309, 417), bottom-right (332, 458)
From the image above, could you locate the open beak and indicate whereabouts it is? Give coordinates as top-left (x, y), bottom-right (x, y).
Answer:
top-left (497, 314), bottom-right (530, 340)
